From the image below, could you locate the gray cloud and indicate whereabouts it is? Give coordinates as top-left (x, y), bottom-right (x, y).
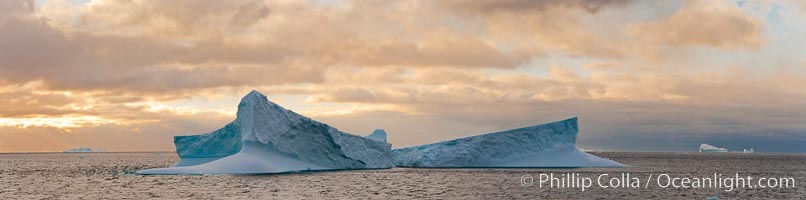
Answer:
top-left (439, 0), bottom-right (632, 14)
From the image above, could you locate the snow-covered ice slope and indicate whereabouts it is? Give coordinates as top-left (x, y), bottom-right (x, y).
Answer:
top-left (137, 90), bottom-right (393, 175)
top-left (392, 117), bottom-right (624, 168)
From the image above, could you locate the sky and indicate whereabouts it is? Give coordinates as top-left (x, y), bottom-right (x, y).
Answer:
top-left (0, 0), bottom-right (805, 153)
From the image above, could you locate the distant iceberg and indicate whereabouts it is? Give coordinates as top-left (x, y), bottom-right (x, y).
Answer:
top-left (367, 129), bottom-right (387, 142)
top-left (63, 147), bottom-right (104, 153)
top-left (63, 147), bottom-right (93, 153)
top-left (392, 117), bottom-right (624, 168)
top-left (136, 91), bottom-right (393, 175)
top-left (699, 143), bottom-right (728, 153)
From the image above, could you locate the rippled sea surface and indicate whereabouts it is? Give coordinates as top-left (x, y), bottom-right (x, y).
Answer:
top-left (1, 152), bottom-right (804, 199)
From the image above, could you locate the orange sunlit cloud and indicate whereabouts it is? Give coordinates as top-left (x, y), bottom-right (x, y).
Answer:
top-left (0, 0), bottom-right (805, 152)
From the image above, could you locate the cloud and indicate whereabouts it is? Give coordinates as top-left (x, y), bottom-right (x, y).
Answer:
top-left (337, 30), bottom-right (519, 68)
top-left (0, 0), bottom-right (805, 152)
top-left (439, 0), bottom-right (632, 14)
top-left (0, 14), bottom-right (321, 93)
top-left (0, 0), bottom-right (33, 18)
top-left (0, 0), bottom-right (641, 96)
top-left (631, 0), bottom-right (764, 49)
top-left (72, 0), bottom-right (271, 38)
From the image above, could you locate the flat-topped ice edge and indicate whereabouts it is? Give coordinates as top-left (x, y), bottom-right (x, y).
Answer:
top-left (393, 117), bottom-right (625, 168)
top-left (136, 91), bottom-right (393, 175)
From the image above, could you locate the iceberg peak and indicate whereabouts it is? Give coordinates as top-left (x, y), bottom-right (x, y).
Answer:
top-left (241, 90), bottom-right (268, 102)
top-left (368, 129), bottom-right (388, 142)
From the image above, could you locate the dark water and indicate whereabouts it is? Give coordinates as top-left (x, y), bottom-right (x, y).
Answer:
top-left (0, 152), bottom-right (803, 199)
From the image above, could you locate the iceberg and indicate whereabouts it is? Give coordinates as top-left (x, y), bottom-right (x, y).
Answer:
top-left (63, 147), bottom-right (93, 153)
top-left (392, 117), bottom-right (624, 168)
top-left (699, 143), bottom-right (728, 153)
top-left (137, 90), bottom-right (393, 175)
top-left (367, 129), bottom-right (387, 142)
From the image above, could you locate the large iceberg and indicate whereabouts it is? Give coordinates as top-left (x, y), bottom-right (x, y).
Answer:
top-left (137, 91), bottom-right (393, 175)
top-left (392, 117), bottom-right (624, 168)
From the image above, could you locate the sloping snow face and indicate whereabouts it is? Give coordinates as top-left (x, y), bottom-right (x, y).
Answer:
top-left (137, 90), bottom-right (393, 175)
top-left (367, 129), bottom-right (387, 142)
top-left (699, 143), bottom-right (728, 152)
top-left (392, 117), bottom-right (624, 168)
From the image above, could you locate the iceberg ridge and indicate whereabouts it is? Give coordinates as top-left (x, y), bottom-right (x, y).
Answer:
top-left (392, 117), bottom-right (624, 168)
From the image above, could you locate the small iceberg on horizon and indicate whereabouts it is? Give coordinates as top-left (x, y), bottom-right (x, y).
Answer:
top-left (63, 147), bottom-right (105, 153)
top-left (699, 143), bottom-right (755, 153)
top-left (136, 90), bottom-right (393, 175)
top-left (699, 143), bottom-right (728, 153)
top-left (392, 117), bottom-right (624, 168)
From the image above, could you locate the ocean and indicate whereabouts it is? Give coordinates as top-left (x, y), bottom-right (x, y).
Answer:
top-left (1, 152), bottom-right (803, 199)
